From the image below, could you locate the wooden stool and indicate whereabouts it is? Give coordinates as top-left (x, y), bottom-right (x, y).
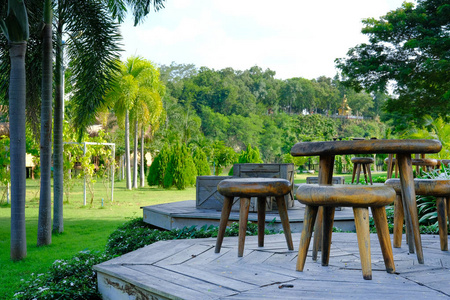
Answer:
top-left (385, 157), bottom-right (440, 178)
top-left (351, 157), bottom-right (374, 184)
top-left (295, 184), bottom-right (396, 280)
top-left (215, 178), bottom-right (294, 257)
top-left (385, 178), bottom-right (449, 251)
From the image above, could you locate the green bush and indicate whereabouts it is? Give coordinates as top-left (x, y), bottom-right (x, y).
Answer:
top-left (105, 218), bottom-right (279, 256)
top-left (13, 251), bottom-right (112, 300)
top-left (193, 147), bottom-right (211, 176)
top-left (163, 142), bottom-right (197, 189)
top-left (147, 143), bottom-right (170, 187)
top-left (228, 144), bottom-right (263, 175)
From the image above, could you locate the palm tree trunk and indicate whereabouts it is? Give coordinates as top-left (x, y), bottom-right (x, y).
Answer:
top-left (9, 41), bottom-right (28, 260)
top-left (37, 16), bottom-right (53, 246)
top-left (53, 18), bottom-right (64, 234)
top-left (133, 119), bottom-right (138, 188)
top-left (140, 126), bottom-right (145, 187)
top-left (125, 110), bottom-right (131, 189)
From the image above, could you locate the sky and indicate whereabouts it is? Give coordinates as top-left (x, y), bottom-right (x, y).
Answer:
top-left (119, 0), bottom-right (408, 80)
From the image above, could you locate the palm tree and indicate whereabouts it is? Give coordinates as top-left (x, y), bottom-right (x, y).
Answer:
top-left (106, 56), bottom-right (164, 189)
top-left (0, 0), bottom-right (29, 261)
top-left (37, 0), bottom-right (53, 246)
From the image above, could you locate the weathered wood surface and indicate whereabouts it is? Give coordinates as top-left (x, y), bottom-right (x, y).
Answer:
top-left (142, 200), bottom-right (356, 232)
top-left (95, 233), bottom-right (450, 299)
top-left (290, 139), bottom-right (442, 156)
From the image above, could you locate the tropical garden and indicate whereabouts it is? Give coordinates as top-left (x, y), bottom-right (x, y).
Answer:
top-left (0, 0), bottom-right (449, 298)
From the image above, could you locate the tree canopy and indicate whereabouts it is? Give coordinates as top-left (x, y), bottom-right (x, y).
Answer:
top-left (336, 0), bottom-right (450, 130)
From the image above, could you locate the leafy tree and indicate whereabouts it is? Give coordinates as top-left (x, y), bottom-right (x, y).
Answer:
top-left (1, 0), bottom-right (29, 261)
top-left (336, 0), bottom-right (450, 129)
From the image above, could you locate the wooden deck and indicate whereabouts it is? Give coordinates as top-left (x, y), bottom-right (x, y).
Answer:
top-left (95, 233), bottom-right (450, 299)
top-left (142, 200), bottom-right (356, 232)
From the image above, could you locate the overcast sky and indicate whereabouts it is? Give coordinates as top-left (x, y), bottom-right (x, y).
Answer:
top-left (119, 0), bottom-right (407, 80)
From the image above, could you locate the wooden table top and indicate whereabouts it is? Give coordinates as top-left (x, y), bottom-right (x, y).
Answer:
top-left (291, 139), bottom-right (442, 156)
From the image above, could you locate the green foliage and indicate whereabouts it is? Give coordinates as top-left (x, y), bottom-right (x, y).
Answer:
top-left (147, 143), bottom-right (170, 187)
top-left (193, 147), bottom-right (211, 176)
top-left (210, 141), bottom-right (237, 175)
top-left (228, 144), bottom-right (263, 175)
top-left (163, 142), bottom-right (197, 189)
top-left (13, 251), bottom-right (111, 300)
top-left (336, 0), bottom-right (450, 130)
top-left (105, 218), bottom-right (279, 257)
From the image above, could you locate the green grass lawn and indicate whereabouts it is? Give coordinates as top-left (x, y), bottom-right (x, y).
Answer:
top-left (0, 178), bottom-right (196, 299)
top-left (0, 171), bottom-right (387, 298)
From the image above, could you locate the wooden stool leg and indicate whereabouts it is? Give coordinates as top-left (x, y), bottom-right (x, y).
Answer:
top-left (436, 197), bottom-right (448, 251)
top-left (312, 206), bottom-right (323, 261)
top-left (367, 164), bottom-right (373, 185)
top-left (296, 205), bottom-right (318, 271)
top-left (257, 196), bottom-right (266, 248)
top-left (321, 206), bottom-right (335, 266)
top-left (351, 163), bottom-right (357, 183)
top-left (387, 154), bottom-right (394, 179)
top-left (393, 194), bottom-right (404, 248)
top-left (353, 207), bottom-right (372, 280)
top-left (215, 196), bottom-right (234, 253)
top-left (275, 196), bottom-right (294, 250)
top-left (356, 164), bottom-right (362, 184)
top-left (371, 206), bottom-right (395, 274)
top-left (397, 153), bottom-right (423, 263)
top-left (362, 163), bottom-right (368, 184)
top-left (238, 197), bottom-right (251, 257)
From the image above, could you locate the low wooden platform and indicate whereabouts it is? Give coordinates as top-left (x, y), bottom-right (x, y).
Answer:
top-left (142, 200), bottom-right (356, 232)
top-left (95, 233), bottom-right (450, 299)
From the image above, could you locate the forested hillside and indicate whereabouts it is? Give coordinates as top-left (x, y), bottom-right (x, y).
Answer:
top-left (150, 63), bottom-right (389, 163)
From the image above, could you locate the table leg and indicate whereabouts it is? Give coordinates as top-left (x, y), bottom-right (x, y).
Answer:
top-left (312, 154), bottom-right (335, 261)
top-left (397, 153), bottom-right (424, 264)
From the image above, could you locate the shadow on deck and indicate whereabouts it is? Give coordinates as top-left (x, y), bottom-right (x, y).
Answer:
top-left (94, 233), bottom-right (450, 299)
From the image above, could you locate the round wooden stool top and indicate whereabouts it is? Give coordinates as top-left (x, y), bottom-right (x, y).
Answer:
top-left (384, 157), bottom-right (440, 167)
top-left (295, 184), bottom-right (395, 208)
top-left (217, 178), bottom-right (292, 198)
top-left (351, 157), bottom-right (374, 164)
top-left (385, 178), bottom-right (450, 196)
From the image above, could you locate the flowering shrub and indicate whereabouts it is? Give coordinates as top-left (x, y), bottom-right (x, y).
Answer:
top-left (13, 251), bottom-right (112, 300)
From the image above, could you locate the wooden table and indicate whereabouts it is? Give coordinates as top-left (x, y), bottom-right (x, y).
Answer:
top-left (291, 139), bottom-right (442, 264)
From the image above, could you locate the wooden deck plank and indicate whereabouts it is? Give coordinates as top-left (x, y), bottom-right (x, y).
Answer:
top-left (126, 264), bottom-right (239, 298)
top-left (162, 264), bottom-right (257, 292)
top-left (95, 233), bottom-right (450, 299)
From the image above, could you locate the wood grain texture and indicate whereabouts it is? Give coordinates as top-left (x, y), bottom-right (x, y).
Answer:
top-left (291, 139), bottom-right (441, 156)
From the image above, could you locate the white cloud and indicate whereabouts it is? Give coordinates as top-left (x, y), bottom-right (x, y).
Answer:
top-left (120, 0), bottom-right (406, 79)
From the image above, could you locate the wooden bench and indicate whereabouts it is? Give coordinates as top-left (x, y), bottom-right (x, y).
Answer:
top-left (351, 157), bottom-right (374, 184)
top-left (295, 184), bottom-right (396, 280)
top-left (215, 178), bottom-right (294, 257)
top-left (385, 178), bottom-right (449, 251)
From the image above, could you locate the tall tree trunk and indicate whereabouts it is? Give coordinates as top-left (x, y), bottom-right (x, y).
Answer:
top-left (133, 119), bottom-right (138, 188)
top-left (37, 12), bottom-right (53, 246)
top-left (9, 41), bottom-right (27, 260)
top-left (125, 110), bottom-right (131, 190)
top-left (140, 126), bottom-right (145, 187)
top-left (53, 18), bottom-right (64, 233)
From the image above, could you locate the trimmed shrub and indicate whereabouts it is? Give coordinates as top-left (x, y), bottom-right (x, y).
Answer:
top-left (193, 147), bottom-right (211, 176)
top-left (147, 143), bottom-right (170, 187)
